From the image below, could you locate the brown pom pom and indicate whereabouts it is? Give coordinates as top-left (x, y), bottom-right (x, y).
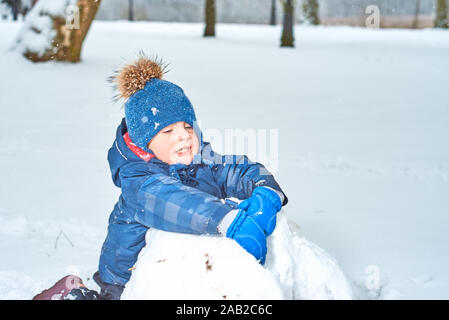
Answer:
top-left (109, 51), bottom-right (169, 102)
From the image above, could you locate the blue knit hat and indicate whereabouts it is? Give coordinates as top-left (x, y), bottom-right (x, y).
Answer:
top-left (112, 54), bottom-right (198, 153)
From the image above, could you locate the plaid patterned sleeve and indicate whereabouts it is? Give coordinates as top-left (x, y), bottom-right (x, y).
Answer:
top-left (134, 173), bottom-right (234, 234)
top-left (214, 154), bottom-right (287, 206)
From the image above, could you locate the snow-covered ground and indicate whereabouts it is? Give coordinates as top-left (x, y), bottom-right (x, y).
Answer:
top-left (0, 20), bottom-right (448, 300)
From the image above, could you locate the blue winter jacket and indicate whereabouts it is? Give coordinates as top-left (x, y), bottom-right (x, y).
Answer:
top-left (98, 118), bottom-right (288, 286)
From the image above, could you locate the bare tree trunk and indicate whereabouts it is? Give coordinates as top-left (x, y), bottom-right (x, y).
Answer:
top-left (270, 0), bottom-right (276, 26)
top-left (128, 0), bottom-right (134, 21)
top-left (23, 0), bottom-right (101, 63)
top-left (281, 0), bottom-right (294, 47)
top-left (412, 0), bottom-right (421, 29)
top-left (204, 0), bottom-right (215, 37)
top-left (435, 0), bottom-right (448, 28)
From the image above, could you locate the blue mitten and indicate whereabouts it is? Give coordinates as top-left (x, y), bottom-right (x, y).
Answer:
top-left (225, 208), bottom-right (267, 264)
top-left (237, 187), bottom-right (283, 236)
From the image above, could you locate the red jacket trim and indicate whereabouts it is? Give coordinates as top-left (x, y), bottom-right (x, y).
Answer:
top-left (123, 132), bottom-right (155, 162)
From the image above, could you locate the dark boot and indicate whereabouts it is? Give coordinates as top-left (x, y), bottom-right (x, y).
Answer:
top-left (93, 271), bottom-right (125, 300)
top-left (63, 287), bottom-right (100, 300)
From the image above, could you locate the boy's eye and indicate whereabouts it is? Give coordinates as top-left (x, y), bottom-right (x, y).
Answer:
top-left (163, 129), bottom-right (172, 133)
top-left (185, 125), bottom-right (193, 129)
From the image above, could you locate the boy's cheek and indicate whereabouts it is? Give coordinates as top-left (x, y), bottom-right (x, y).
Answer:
top-left (152, 143), bottom-right (173, 163)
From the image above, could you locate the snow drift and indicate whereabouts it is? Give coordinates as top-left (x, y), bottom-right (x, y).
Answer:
top-left (121, 213), bottom-right (354, 300)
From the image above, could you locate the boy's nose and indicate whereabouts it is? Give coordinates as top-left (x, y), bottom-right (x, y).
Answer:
top-left (176, 127), bottom-right (190, 142)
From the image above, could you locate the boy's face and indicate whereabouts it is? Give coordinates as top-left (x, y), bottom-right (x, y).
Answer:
top-left (147, 121), bottom-right (199, 165)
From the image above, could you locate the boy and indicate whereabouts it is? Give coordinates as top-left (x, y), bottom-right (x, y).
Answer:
top-left (35, 54), bottom-right (287, 300)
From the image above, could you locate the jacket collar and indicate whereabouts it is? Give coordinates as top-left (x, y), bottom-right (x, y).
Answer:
top-left (123, 132), bottom-right (155, 162)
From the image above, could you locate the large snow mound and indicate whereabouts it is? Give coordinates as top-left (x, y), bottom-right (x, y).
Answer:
top-left (121, 214), bottom-right (354, 300)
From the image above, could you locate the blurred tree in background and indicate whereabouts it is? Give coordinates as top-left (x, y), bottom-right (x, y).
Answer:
top-left (15, 0), bottom-right (102, 62)
top-left (412, 0), bottom-right (421, 29)
top-left (270, 0), bottom-right (277, 25)
top-left (92, 0), bottom-right (440, 29)
top-left (302, 0), bottom-right (320, 25)
top-left (435, 0), bottom-right (448, 28)
top-left (2, 0), bottom-right (21, 20)
top-left (204, 0), bottom-right (215, 36)
top-left (128, 0), bottom-right (134, 21)
top-left (1, 0), bottom-right (38, 20)
top-left (280, 0), bottom-right (294, 47)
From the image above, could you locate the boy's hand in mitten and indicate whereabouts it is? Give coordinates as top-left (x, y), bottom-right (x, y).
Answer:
top-left (218, 208), bottom-right (267, 264)
top-left (237, 187), bottom-right (283, 236)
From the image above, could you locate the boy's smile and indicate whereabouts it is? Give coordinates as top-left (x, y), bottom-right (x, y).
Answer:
top-left (147, 121), bottom-right (199, 165)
